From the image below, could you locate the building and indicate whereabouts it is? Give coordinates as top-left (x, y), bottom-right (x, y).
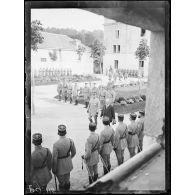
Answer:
top-left (103, 18), bottom-right (150, 77)
top-left (31, 32), bottom-right (93, 75)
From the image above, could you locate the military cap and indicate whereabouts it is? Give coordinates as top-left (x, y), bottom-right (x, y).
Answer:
top-left (89, 122), bottom-right (97, 131)
top-left (118, 114), bottom-right (124, 118)
top-left (139, 110), bottom-right (145, 115)
top-left (130, 113), bottom-right (137, 120)
top-left (58, 124), bottom-right (67, 135)
top-left (32, 133), bottom-right (42, 145)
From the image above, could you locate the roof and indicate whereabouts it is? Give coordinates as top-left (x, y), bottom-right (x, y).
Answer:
top-left (38, 32), bottom-right (77, 51)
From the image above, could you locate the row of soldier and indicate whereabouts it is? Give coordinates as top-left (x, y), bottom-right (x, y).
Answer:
top-left (34, 68), bottom-right (72, 78)
top-left (31, 111), bottom-right (145, 192)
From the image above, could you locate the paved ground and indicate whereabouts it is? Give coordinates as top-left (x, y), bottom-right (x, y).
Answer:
top-left (31, 84), bottom-right (154, 191)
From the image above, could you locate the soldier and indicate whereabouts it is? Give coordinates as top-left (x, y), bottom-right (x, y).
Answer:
top-left (105, 84), bottom-right (116, 105)
top-left (62, 79), bottom-right (68, 103)
top-left (99, 116), bottom-right (115, 175)
top-left (91, 83), bottom-right (99, 97)
top-left (72, 82), bottom-right (79, 105)
top-left (81, 123), bottom-right (100, 185)
top-left (127, 113), bottom-right (139, 158)
top-left (52, 125), bottom-right (76, 192)
top-left (67, 81), bottom-right (73, 104)
top-left (31, 133), bottom-right (52, 192)
top-left (113, 114), bottom-right (128, 165)
top-left (136, 110), bottom-right (145, 152)
top-left (100, 99), bottom-right (116, 125)
top-left (83, 83), bottom-right (90, 108)
top-left (98, 85), bottom-right (106, 111)
top-left (87, 91), bottom-right (100, 125)
top-left (57, 80), bottom-right (63, 101)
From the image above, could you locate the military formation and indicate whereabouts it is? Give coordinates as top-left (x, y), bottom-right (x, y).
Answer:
top-left (31, 110), bottom-right (145, 192)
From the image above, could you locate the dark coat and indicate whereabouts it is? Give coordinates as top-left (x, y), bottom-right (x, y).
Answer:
top-left (100, 105), bottom-right (115, 122)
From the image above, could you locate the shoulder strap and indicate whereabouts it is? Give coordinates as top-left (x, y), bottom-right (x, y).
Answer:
top-left (121, 125), bottom-right (127, 138)
top-left (91, 135), bottom-right (99, 152)
top-left (40, 148), bottom-right (48, 168)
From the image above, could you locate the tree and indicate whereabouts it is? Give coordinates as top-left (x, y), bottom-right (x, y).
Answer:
top-left (31, 20), bottom-right (44, 51)
top-left (49, 50), bottom-right (57, 61)
top-left (76, 45), bottom-right (86, 60)
top-left (90, 40), bottom-right (106, 74)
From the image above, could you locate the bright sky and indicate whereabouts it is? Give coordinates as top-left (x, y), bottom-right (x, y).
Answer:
top-left (31, 9), bottom-right (104, 31)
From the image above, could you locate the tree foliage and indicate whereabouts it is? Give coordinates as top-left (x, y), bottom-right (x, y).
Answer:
top-left (90, 41), bottom-right (106, 73)
top-left (31, 20), bottom-right (44, 51)
top-left (76, 45), bottom-right (86, 60)
top-left (135, 39), bottom-right (150, 61)
top-left (48, 50), bottom-right (57, 61)
top-left (44, 27), bottom-right (103, 48)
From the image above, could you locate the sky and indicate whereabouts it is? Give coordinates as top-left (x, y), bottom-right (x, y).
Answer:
top-left (31, 9), bottom-right (104, 32)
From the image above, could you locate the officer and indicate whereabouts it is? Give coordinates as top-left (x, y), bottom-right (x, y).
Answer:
top-left (99, 116), bottom-right (115, 175)
top-left (81, 123), bottom-right (100, 185)
top-left (67, 81), bottom-right (73, 104)
top-left (57, 80), bottom-right (63, 101)
top-left (100, 99), bottom-right (116, 125)
top-left (88, 91), bottom-right (100, 125)
top-left (72, 82), bottom-right (79, 105)
top-left (127, 113), bottom-right (139, 158)
top-left (105, 84), bottom-right (116, 105)
top-left (98, 85), bottom-right (106, 111)
top-left (52, 125), bottom-right (76, 192)
top-left (83, 83), bottom-right (90, 108)
top-left (137, 110), bottom-right (145, 152)
top-left (113, 114), bottom-right (128, 165)
top-left (31, 133), bottom-right (52, 192)
top-left (62, 79), bottom-right (68, 103)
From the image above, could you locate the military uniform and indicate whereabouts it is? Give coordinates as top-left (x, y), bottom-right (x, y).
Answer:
top-left (62, 82), bottom-right (68, 102)
top-left (57, 81), bottom-right (63, 101)
top-left (31, 133), bottom-right (52, 192)
top-left (72, 84), bottom-right (79, 105)
top-left (100, 117), bottom-right (115, 174)
top-left (127, 114), bottom-right (139, 158)
top-left (136, 111), bottom-right (145, 152)
top-left (88, 96), bottom-right (100, 125)
top-left (67, 83), bottom-right (73, 103)
top-left (52, 125), bottom-right (76, 192)
top-left (83, 84), bottom-right (90, 108)
top-left (83, 123), bottom-right (100, 184)
top-left (99, 87), bottom-right (106, 110)
top-left (113, 117), bottom-right (128, 165)
top-left (91, 86), bottom-right (99, 97)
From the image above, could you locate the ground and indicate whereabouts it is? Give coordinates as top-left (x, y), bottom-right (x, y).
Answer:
top-left (31, 81), bottom-right (155, 191)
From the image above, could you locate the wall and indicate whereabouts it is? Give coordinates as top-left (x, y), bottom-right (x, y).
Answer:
top-left (31, 49), bottom-right (93, 75)
top-left (144, 31), bottom-right (165, 137)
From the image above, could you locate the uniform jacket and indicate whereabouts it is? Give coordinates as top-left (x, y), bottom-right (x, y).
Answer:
top-left (72, 86), bottom-right (79, 97)
top-left (84, 132), bottom-right (100, 166)
top-left (137, 117), bottom-right (145, 140)
top-left (113, 122), bottom-right (128, 150)
top-left (88, 97), bottom-right (100, 117)
top-left (83, 87), bottom-right (90, 101)
top-left (31, 146), bottom-right (52, 186)
top-left (57, 83), bottom-right (63, 94)
top-left (100, 126), bottom-right (115, 155)
top-left (67, 84), bottom-right (73, 95)
top-left (127, 121), bottom-right (139, 148)
top-left (52, 136), bottom-right (76, 175)
top-left (100, 105), bottom-right (115, 122)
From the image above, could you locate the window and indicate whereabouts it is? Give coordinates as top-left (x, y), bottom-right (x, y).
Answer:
top-left (117, 45), bottom-right (120, 53)
top-left (141, 28), bottom-right (146, 37)
top-left (113, 45), bottom-right (116, 53)
top-left (114, 60), bottom-right (118, 69)
top-left (115, 30), bottom-right (119, 39)
top-left (41, 58), bottom-right (47, 62)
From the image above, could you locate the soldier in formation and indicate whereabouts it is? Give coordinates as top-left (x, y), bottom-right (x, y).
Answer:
top-left (98, 85), bottom-right (106, 111)
top-left (62, 79), bottom-right (68, 102)
top-left (31, 133), bottom-right (52, 192)
top-left (127, 113), bottom-right (139, 158)
top-left (52, 125), bottom-right (76, 192)
top-left (67, 81), bottom-right (73, 104)
top-left (113, 114), bottom-right (128, 165)
top-left (72, 82), bottom-right (79, 105)
top-left (57, 80), bottom-right (63, 101)
top-left (99, 116), bottom-right (115, 175)
top-left (81, 123), bottom-right (100, 185)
